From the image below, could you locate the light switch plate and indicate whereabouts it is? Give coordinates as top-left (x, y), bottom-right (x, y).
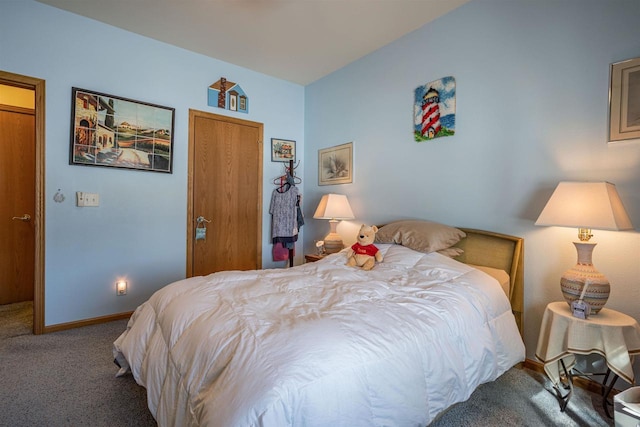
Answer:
top-left (85, 193), bottom-right (99, 206)
top-left (76, 192), bottom-right (100, 207)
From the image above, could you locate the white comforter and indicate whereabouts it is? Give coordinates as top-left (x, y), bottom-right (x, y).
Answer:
top-left (113, 244), bottom-right (525, 426)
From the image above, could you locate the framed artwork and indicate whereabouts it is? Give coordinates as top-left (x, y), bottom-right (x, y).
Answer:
top-left (271, 138), bottom-right (296, 162)
top-left (69, 87), bottom-right (175, 173)
top-left (318, 142), bottom-right (353, 186)
top-left (414, 76), bottom-right (456, 142)
top-left (207, 77), bottom-right (249, 114)
top-left (609, 57), bottom-right (640, 143)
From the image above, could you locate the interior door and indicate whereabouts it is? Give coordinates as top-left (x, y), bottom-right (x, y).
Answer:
top-left (187, 110), bottom-right (263, 276)
top-left (0, 105), bottom-right (35, 304)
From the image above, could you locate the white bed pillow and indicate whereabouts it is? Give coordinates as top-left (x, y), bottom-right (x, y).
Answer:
top-left (375, 220), bottom-right (466, 253)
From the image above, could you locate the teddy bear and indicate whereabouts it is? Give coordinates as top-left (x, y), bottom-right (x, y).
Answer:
top-left (346, 224), bottom-right (383, 270)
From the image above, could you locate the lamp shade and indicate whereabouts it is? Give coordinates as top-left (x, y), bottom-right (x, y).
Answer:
top-left (535, 181), bottom-right (633, 231)
top-left (535, 181), bottom-right (633, 314)
top-left (313, 194), bottom-right (354, 220)
top-left (313, 194), bottom-right (354, 254)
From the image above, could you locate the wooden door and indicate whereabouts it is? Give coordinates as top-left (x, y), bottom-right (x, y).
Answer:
top-left (187, 110), bottom-right (263, 276)
top-left (0, 105), bottom-right (35, 304)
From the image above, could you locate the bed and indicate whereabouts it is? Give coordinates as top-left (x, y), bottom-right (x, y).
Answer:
top-left (113, 220), bottom-right (525, 426)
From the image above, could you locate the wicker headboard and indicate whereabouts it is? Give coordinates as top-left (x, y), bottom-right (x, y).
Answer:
top-left (453, 228), bottom-right (524, 338)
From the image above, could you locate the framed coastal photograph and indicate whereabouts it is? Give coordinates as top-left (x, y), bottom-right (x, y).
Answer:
top-left (271, 138), bottom-right (296, 162)
top-left (318, 142), bottom-right (353, 186)
top-left (69, 87), bottom-right (175, 173)
top-left (609, 57), bottom-right (640, 143)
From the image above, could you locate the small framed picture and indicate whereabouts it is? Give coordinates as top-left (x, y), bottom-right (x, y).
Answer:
top-left (609, 57), bottom-right (640, 143)
top-left (271, 138), bottom-right (296, 162)
top-left (318, 142), bottom-right (353, 185)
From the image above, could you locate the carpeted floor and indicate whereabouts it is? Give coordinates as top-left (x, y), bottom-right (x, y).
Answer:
top-left (431, 365), bottom-right (613, 426)
top-left (0, 318), bottom-right (156, 427)
top-left (0, 310), bottom-right (615, 427)
top-left (0, 301), bottom-right (33, 340)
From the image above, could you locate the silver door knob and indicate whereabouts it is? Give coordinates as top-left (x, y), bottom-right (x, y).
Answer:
top-left (196, 216), bottom-right (212, 224)
top-left (12, 214), bottom-right (31, 221)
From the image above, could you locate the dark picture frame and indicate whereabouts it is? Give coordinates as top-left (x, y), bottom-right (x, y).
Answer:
top-left (69, 87), bottom-right (175, 173)
top-left (271, 138), bottom-right (296, 162)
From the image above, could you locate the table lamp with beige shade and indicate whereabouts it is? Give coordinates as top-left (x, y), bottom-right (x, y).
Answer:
top-left (313, 194), bottom-right (354, 254)
top-left (535, 181), bottom-right (634, 313)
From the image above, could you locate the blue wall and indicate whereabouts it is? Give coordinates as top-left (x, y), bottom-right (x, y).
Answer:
top-left (1, 1), bottom-right (305, 325)
top-left (2, 0), bottom-right (639, 363)
top-left (303, 0), bottom-right (640, 360)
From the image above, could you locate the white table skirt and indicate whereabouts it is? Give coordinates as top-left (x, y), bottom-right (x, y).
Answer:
top-left (535, 301), bottom-right (640, 385)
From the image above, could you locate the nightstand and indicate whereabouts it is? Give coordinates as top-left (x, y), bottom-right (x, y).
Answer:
top-left (304, 253), bottom-right (326, 263)
top-left (535, 301), bottom-right (640, 416)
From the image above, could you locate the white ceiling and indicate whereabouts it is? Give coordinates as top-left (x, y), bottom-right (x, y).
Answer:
top-left (36, 0), bottom-right (469, 85)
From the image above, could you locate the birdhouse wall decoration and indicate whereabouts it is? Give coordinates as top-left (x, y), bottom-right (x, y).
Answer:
top-left (208, 77), bottom-right (249, 114)
top-left (414, 76), bottom-right (455, 141)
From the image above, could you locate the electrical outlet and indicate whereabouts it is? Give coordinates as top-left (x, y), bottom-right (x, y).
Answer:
top-left (116, 280), bottom-right (127, 295)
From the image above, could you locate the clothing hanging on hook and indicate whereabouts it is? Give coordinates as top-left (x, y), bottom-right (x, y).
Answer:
top-left (270, 160), bottom-right (303, 266)
top-left (276, 172), bottom-right (293, 193)
top-left (270, 185), bottom-right (299, 242)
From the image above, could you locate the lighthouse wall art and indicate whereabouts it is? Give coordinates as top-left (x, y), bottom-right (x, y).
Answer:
top-left (414, 76), bottom-right (455, 142)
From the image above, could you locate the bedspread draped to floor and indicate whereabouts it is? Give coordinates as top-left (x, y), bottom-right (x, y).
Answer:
top-left (114, 245), bottom-right (525, 426)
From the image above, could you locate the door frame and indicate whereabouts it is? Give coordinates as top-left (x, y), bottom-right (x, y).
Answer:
top-left (186, 109), bottom-right (263, 277)
top-left (0, 71), bottom-right (45, 335)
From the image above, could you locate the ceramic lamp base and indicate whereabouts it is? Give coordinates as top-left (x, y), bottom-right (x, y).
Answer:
top-left (560, 242), bottom-right (610, 314)
top-left (323, 232), bottom-right (344, 254)
top-left (322, 220), bottom-right (344, 254)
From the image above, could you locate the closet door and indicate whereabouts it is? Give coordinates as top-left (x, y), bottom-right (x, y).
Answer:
top-left (187, 110), bottom-right (263, 276)
top-left (0, 105), bottom-right (35, 304)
